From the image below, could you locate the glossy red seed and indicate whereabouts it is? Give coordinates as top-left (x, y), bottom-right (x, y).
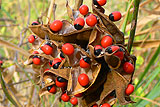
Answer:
top-left (61, 93), bottom-right (70, 102)
top-left (74, 93), bottom-right (83, 97)
top-left (109, 11), bottom-right (121, 21)
top-left (0, 60), bottom-right (3, 65)
top-left (97, 0), bottom-right (106, 6)
top-left (74, 17), bottom-right (85, 30)
top-left (32, 51), bottom-right (39, 54)
top-left (79, 5), bottom-right (89, 15)
top-left (101, 103), bottom-right (111, 107)
top-left (50, 20), bottom-right (63, 32)
top-left (28, 35), bottom-right (35, 43)
top-left (86, 14), bottom-right (97, 27)
top-left (62, 43), bottom-right (74, 55)
top-left (80, 58), bottom-right (90, 68)
top-left (48, 86), bottom-right (56, 94)
top-left (78, 73), bottom-right (89, 86)
top-left (49, 58), bottom-right (62, 67)
top-left (55, 79), bottom-right (67, 87)
top-left (125, 84), bottom-right (134, 95)
top-left (31, 21), bottom-right (39, 25)
top-left (41, 44), bottom-right (53, 55)
top-left (113, 51), bottom-right (124, 61)
top-left (70, 97), bottom-right (78, 105)
top-left (101, 36), bottom-right (113, 48)
top-left (94, 45), bottom-right (103, 56)
top-left (32, 57), bottom-right (40, 65)
top-left (92, 103), bottom-right (98, 107)
top-left (123, 62), bottom-right (134, 74)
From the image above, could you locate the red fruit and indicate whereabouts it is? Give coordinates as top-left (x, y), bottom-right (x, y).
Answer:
top-left (92, 103), bottom-right (98, 107)
top-left (31, 21), bottom-right (39, 25)
top-left (49, 58), bottom-right (62, 69)
top-left (47, 85), bottom-right (56, 94)
top-left (79, 5), bottom-right (89, 15)
top-left (61, 93), bottom-right (70, 102)
top-left (80, 57), bottom-right (91, 68)
top-left (125, 84), bottom-right (134, 95)
top-left (74, 17), bottom-right (85, 30)
top-left (32, 51), bottom-right (39, 54)
top-left (62, 43), bottom-right (74, 55)
top-left (50, 20), bottom-right (63, 32)
top-left (55, 78), bottom-right (67, 87)
top-left (44, 69), bottom-right (49, 72)
top-left (123, 62), bottom-right (134, 74)
top-left (70, 97), bottom-right (78, 105)
top-left (74, 93), bottom-right (83, 97)
top-left (94, 45), bottom-right (102, 56)
top-left (93, 0), bottom-right (106, 6)
top-left (32, 56), bottom-right (40, 65)
top-left (109, 11), bottom-right (122, 21)
top-left (28, 35), bottom-right (35, 43)
top-left (101, 103), bottom-right (111, 107)
top-left (41, 43), bottom-right (53, 55)
top-left (86, 14), bottom-right (97, 27)
top-left (101, 35), bottom-right (113, 48)
top-left (78, 73), bottom-right (89, 87)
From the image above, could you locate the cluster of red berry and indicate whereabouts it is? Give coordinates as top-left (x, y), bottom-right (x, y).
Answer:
top-left (26, 0), bottom-right (135, 106)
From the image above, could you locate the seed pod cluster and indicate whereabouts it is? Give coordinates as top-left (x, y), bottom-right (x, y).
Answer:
top-left (25, 0), bottom-right (136, 106)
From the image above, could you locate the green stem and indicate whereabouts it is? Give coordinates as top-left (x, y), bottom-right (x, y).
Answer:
top-left (127, 0), bottom-right (140, 53)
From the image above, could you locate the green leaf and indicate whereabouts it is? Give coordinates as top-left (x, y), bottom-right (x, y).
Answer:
top-left (135, 45), bottom-right (160, 90)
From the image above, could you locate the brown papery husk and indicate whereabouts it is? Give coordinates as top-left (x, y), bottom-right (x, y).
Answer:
top-left (92, 4), bottom-right (124, 44)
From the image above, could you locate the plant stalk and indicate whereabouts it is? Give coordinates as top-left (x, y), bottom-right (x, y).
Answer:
top-left (127, 0), bottom-right (140, 53)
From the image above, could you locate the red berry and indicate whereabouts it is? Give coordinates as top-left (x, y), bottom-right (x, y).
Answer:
top-left (44, 69), bottom-right (49, 72)
top-left (31, 21), bottom-right (39, 25)
top-left (86, 14), bottom-right (97, 27)
top-left (62, 43), bottom-right (74, 56)
top-left (47, 85), bottom-right (56, 94)
top-left (41, 43), bottom-right (53, 55)
top-left (28, 35), bottom-right (35, 43)
top-left (70, 97), bottom-right (78, 105)
top-left (123, 62), bottom-right (134, 74)
top-left (32, 56), bottom-right (40, 65)
top-left (50, 20), bottom-right (63, 32)
top-left (79, 5), bottom-right (89, 15)
top-left (101, 35), bottom-right (113, 48)
top-left (74, 17), bottom-right (85, 30)
top-left (113, 50), bottom-right (124, 61)
top-left (93, 0), bottom-right (106, 6)
top-left (61, 93), bottom-right (70, 102)
top-left (109, 11), bottom-right (122, 21)
top-left (92, 103), bottom-right (98, 107)
top-left (49, 58), bottom-right (62, 69)
top-left (94, 45), bottom-right (102, 56)
top-left (125, 84), bottom-right (134, 95)
top-left (55, 78), bottom-right (67, 87)
top-left (74, 93), bottom-right (83, 97)
top-left (80, 57), bottom-right (91, 68)
top-left (101, 103), bottom-right (111, 107)
top-left (78, 73), bottom-right (89, 87)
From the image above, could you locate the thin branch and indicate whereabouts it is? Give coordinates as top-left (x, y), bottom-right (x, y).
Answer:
top-left (127, 0), bottom-right (140, 53)
top-left (46, 0), bottom-right (55, 23)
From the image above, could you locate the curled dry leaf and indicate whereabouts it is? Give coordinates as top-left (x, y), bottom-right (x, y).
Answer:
top-left (92, 4), bottom-right (124, 44)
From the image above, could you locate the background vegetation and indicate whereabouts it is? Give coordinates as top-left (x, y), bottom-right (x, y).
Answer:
top-left (0, 0), bottom-right (160, 107)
